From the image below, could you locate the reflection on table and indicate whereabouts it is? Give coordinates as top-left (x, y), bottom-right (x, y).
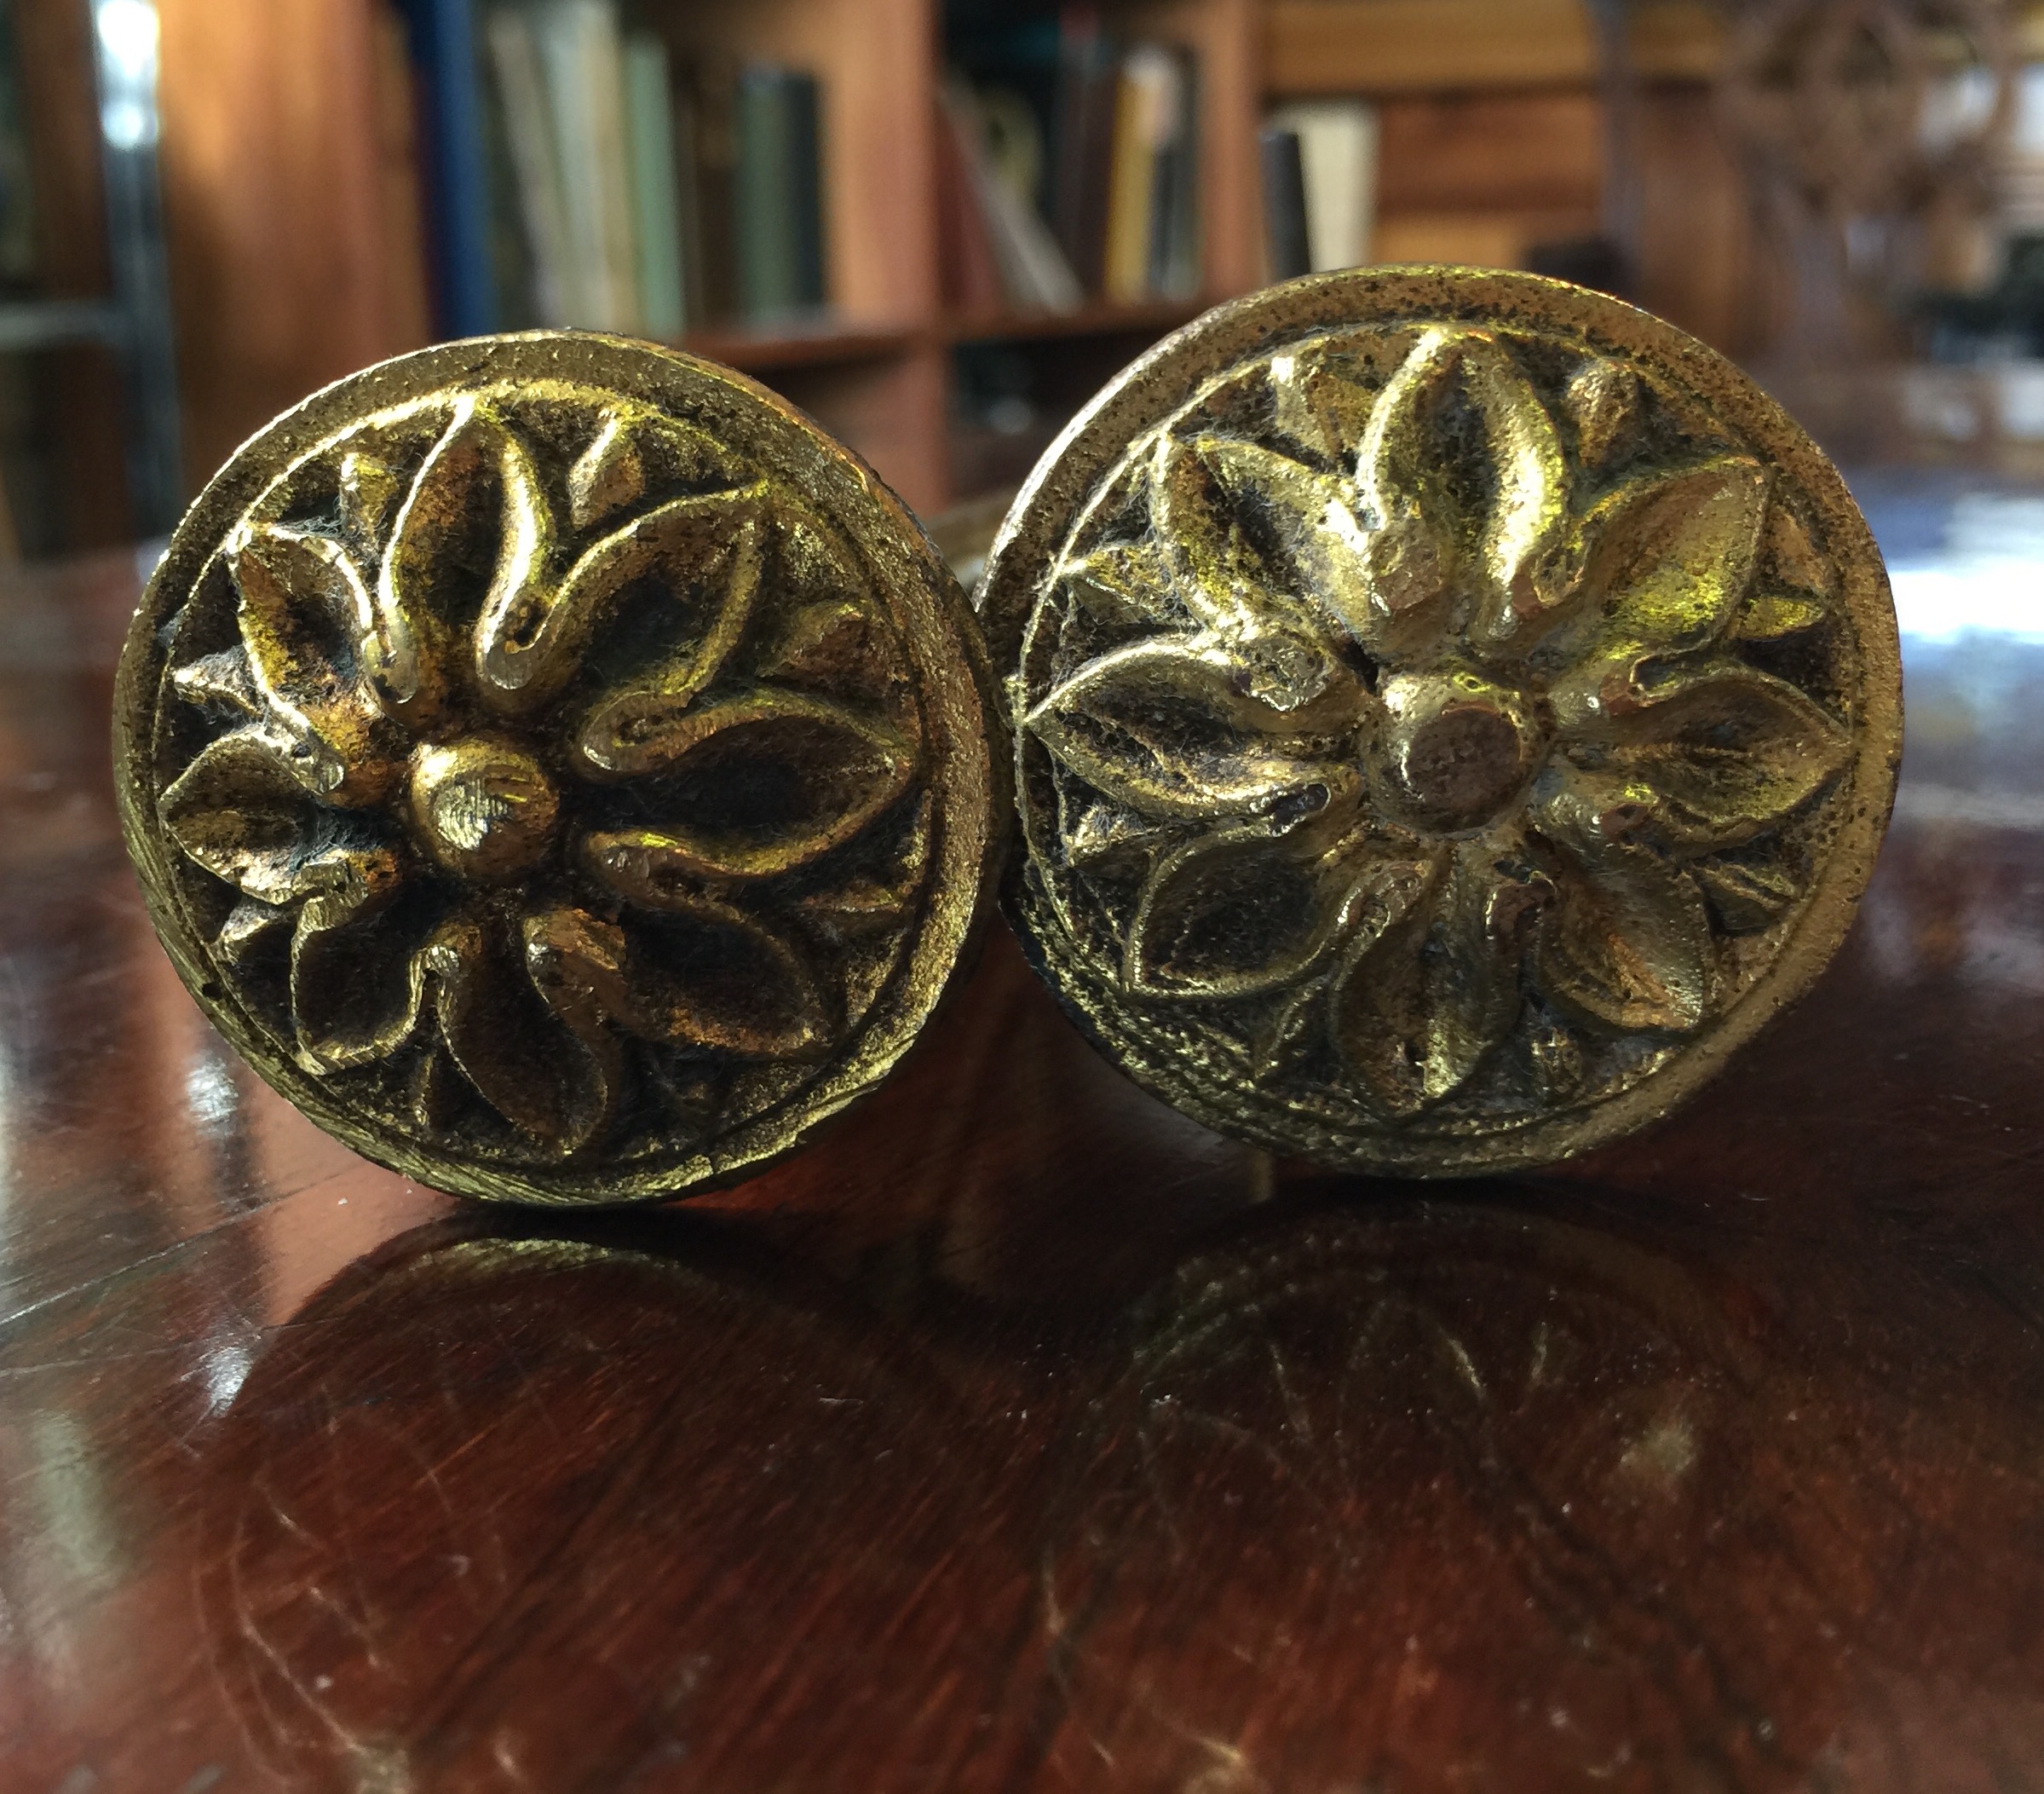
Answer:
top-left (3, 486), bottom-right (2044, 1789)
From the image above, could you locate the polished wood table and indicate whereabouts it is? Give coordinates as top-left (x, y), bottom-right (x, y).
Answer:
top-left (3, 516), bottom-right (2041, 1792)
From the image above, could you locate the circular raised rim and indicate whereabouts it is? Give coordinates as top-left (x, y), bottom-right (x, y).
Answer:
top-left (978, 267), bottom-right (1903, 1176)
top-left (116, 332), bottom-right (1009, 1207)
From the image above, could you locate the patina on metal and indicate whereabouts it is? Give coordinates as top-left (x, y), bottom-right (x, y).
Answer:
top-left (979, 268), bottom-right (1902, 1175)
top-left (115, 334), bottom-right (1005, 1206)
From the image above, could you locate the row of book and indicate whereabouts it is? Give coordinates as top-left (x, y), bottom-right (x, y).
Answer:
top-left (942, 11), bottom-right (1203, 314)
top-left (396, 0), bottom-right (827, 340)
top-left (1260, 100), bottom-right (1380, 282)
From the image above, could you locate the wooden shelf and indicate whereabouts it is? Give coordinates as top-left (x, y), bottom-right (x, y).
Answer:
top-left (676, 300), bottom-right (1215, 375)
top-left (681, 320), bottom-right (921, 374)
top-left (945, 299), bottom-right (1206, 348)
top-left (1265, 0), bottom-right (1726, 96)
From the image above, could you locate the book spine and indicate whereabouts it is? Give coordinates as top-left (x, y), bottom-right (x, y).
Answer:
top-left (623, 33), bottom-right (685, 339)
top-left (1051, 9), bottom-right (1115, 296)
top-left (1172, 52), bottom-right (1203, 297)
top-left (581, 3), bottom-right (642, 332)
top-left (935, 83), bottom-right (1006, 316)
top-left (487, 7), bottom-right (570, 326)
top-left (1260, 127), bottom-right (1311, 282)
top-left (670, 75), bottom-right (707, 328)
top-left (689, 62), bottom-right (740, 324)
top-left (786, 72), bottom-right (826, 311)
top-left (396, 0), bottom-right (495, 337)
top-left (734, 68), bottom-right (782, 319)
top-left (530, 0), bottom-right (637, 332)
top-left (1103, 58), bottom-right (1150, 303)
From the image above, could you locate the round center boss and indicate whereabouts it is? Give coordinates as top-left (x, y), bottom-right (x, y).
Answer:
top-left (116, 335), bottom-right (1004, 1206)
top-left (978, 268), bottom-right (1901, 1176)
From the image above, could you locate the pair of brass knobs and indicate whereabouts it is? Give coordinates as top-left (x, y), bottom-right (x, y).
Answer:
top-left (112, 269), bottom-right (1901, 1207)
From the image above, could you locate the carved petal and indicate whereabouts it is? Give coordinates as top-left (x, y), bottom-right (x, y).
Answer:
top-left (1567, 660), bottom-right (1851, 850)
top-left (1026, 637), bottom-right (1342, 821)
top-left (567, 405), bottom-right (747, 532)
top-left (570, 517), bottom-right (766, 773)
top-left (1529, 770), bottom-right (1713, 1033)
top-left (480, 482), bottom-right (768, 714)
top-left (429, 913), bottom-right (616, 1152)
top-left (171, 647), bottom-right (263, 721)
top-left (160, 733), bottom-right (397, 908)
top-left (1332, 840), bottom-right (1541, 1115)
top-left (1735, 589), bottom-right (1828, 641)
top-left (1151, 434), bottom-right (1268, 635)
top-left (580, 689), bottom-right (915, 880)
top-left (1576, 456), bottom-right (1770, 660)
top-left (377, 401), bottom-right (545, 730)
top-left (608, 896), bottom-right (831, 1059)
top-left (567, 411), bottom-right (650, 532)
top-left (228, 526), bottom-right (396, 805)
top-left (1360, 330), bottom-right (1569, 662)
top-left (1163, 433), bottom-right (1378, 644)
top-left (338, 451), bottom-right (402, 546)
top-left (290, 889), bottom-right (431, 1073)
top-left (1563, 359), bottom-right (1639, 472)
top-left (1270, 349), bottom-right (1378, 464)
top-left (1064, 540), bottom-right (1177, 626)
top-left (1127, 828), bottom-right (1340, 999)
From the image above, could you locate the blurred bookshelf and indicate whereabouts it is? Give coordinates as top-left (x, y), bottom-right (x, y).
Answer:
top-left (1263, 0), bottom-right (1754, 362)
top-left (153, 0), bottom-right (1268, 517)
top-left (0, 0), bottom-right (181, 560)
top-left (153, 0), bottom-right (1773, 522)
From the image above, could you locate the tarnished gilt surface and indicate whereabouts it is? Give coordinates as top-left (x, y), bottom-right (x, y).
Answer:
top-left (983, 269), bottom-right (1901, 1174)
top-left (0, 542), bottom-right (2041, 1791)
top-left (113, 336), bottom-right (1003, 1206)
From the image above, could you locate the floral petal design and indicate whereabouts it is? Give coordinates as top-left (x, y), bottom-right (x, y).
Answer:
top-left (1563, 358), bottom-right (1638, 472)
top-left (759, 598), bottom-right (871, 684)
top-left (600, 896), bottom-right (831, 1059)
top-left (567, 410), bottom-right (651, 532)
top-left (1151, 434), bottom-right (1270, 635)
top-left (290, 891), bottom-right (430, 1072)
top-left (1028, 637), bottom-right (1345, 821)
top-left (1694, 857), bottom-right (1798, 933)
top-left (478, 483), bottom-right (768, 714)
top-left (1332, 840), bottom-right (1541, 1114)
top-left (1734, 588), bottom-right (1828, 641)
top-left (1360, 330), bottom-right (1569, 661)
top-left (1735, 499), bottom-right (1834, 641)
top-left (1576, 456), bottom-right (1770, 660)
top-left (1569, 660), bottom-right (1851, 849)
top-left (171, 646), bottom-right (263, 721)
top-left (1270, 349), bottom-right (1377, 464)
top-left (1163, 433), bottom-right (1377, 647)
top-left (377, 400), bottom-right (542, 730)
top-left (1064, 540), bottom-right (1177, 626)
top-left (429, 914), bottom-right (614, 1151)
top-left (160, 733), bottom-right (394, 906)
top-left (570, 514), bottom-right (765, 767)
top-left (1529, 770), bottom-right (1713, 1033)
top-left (160, 733), bottom-right (314, 902)
top-left (579, 689), bottom-right (914, 879)
top-left (228, 526), bottom-right (397, 804)
top-left (1126, 828), bottom-right (1343, 999)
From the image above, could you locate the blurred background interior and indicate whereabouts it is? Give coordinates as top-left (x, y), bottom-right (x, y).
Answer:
top-left (6, 0), bottom-right (2044, 624)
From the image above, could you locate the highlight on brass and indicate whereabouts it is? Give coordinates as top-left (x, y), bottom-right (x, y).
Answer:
top-left (114, 334), bottom-right (1003, 1207)
top-left (981, 268), bottom-right (1903, 1177)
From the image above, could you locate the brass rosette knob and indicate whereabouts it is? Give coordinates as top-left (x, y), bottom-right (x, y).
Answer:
top-left (979, 268), bottom-right (1901, 1175)
top-left (115, 336), bottom-right (1004, 1206)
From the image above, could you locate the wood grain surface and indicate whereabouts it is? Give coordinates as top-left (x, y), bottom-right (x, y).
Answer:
top-left (2, 540), bottom-right (2042, 1791)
